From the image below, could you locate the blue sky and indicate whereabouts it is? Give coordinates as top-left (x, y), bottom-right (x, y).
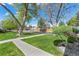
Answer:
top-left (0, 3), bottom-right (79, 26)
top-left (0, 4), bottom-right (16, 20)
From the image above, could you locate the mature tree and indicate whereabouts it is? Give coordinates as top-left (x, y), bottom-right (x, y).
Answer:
top-left (0, 3), bottom-right (38, 36)
top-left (37, 17), bottom-right (48, 32)
top-left (41, 3), bottom-right (77, 27)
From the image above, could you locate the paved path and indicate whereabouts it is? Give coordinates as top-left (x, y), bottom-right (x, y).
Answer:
top-left (0, 34), bottom-right (46, 44)
top-left (0, 33), bottom-right (53, 56)
top-left (13, 39), bottom-right (53, 56)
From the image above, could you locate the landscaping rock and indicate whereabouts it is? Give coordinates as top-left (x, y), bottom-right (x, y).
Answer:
top-left (64, 42), bottom-right (79, 56)
top-left (58, 46), bottom-right (65, 52)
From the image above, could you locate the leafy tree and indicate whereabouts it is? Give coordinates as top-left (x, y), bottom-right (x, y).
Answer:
top-left (40, 3), bottom-right (77, 27)
top-left (67, 16), bottom-right (77, 26)
top-left (37, 18), bottom-right (47, 32)
top-left (2, 19), bottom-right (18, 30)
top-left (0, 3), bottom-right (38, 36)
top-left (14, 3), bottom-right (38, 36)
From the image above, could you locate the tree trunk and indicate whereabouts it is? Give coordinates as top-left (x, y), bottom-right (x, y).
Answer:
top-left (0, 4), bottom-right (21, 27)
top-left (55, 3), bottom-right (63, 25)
top-left (18, 12), bottom-right (26, 36)
top-left (56, 21), bottom-right (60, 27)
top-left (0, 3), bottom-right (22, 37)
top-left (18, 26), bottom-right (23, 36)
top-left (18, 4), bottom-right (29, 36)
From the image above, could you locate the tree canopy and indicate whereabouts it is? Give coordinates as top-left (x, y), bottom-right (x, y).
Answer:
top-left (67, 16), bottom-right (77, 26)
top-left (0, 3), bottom-right (38, 36)
top-left (2, 19), bottom-right (18, 30)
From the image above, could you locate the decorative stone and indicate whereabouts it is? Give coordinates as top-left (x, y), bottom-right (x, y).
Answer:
top-left (64, 42), bottom-right (79, 56)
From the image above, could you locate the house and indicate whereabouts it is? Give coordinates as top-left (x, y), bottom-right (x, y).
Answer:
top-left (31, 26), bottom-right (52, 33)
top-left (25, 24), bottom-right (52, 33)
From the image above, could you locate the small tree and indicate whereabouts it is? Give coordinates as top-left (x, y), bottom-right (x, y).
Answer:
top-left (37, 18), bottom-right (47, 32)
top-left (2, 19), bottom-right (18, 30)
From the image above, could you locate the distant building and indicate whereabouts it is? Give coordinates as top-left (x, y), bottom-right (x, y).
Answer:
top-left (25, 25), bottom-right (52, 33)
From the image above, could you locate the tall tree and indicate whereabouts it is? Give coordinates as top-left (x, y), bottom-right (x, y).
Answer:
top-left (0, 3), bottom-right (38, 36)
top-left (42, 3), bottom-right (77, 27)
top-left (37, 17), bottom-right (48, 32)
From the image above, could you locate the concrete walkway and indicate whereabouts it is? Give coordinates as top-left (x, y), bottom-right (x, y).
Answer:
top-left (13, 39), bottom-right (53, 56)
top-left (0, 34), bottom-right (46, 44)
top-left (0, 34), bottom-right (53, 56)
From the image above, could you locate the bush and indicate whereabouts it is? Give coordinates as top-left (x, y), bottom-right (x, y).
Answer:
top-left (73, 27), bottom-right (79, 33)
top-left (2, 19), bottom-right (18, 30)
top-left (54, 40), bottom-right (66, 47)
top-left (53, 25), bottom-right (73, 34)
top-left (67, 37), bottom-right (76, 43)
top-left (0, 28), bottom-right (6, 33)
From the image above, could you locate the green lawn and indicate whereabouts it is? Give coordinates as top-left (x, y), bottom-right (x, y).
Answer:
top-left (0, 32), bottom-right (38, 41)
top-left (23, 34), bottom-right (67, 56)
top-left (0, 32), bottom-right (17, 41)
top-left (0, 42), bottom-right (24, 56)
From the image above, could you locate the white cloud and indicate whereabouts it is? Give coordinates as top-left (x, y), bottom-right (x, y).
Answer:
top-left (8, 3), bottom-right (13, 4)
top-left (5, 13), bottom-right (9, 16)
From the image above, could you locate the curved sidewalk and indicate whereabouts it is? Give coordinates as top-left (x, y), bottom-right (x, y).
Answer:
top-left (0, 34), bottom-right (53, 56)
top-left (13, 39), bottom-right (53, 56)
top-left (0, 34), bottom-right (46, 44)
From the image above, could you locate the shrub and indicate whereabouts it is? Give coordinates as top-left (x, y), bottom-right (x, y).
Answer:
top-left (0, 28), bottom-right (6, 33)
top-left (67, 36), bottom-right (76, 43)
top-left (54, 40), bottom-right (66, 47)
top-left (2, 19), bottom-right (18, 30)
top-left (53, 25), bottom-right (73, 44)
top-left (53, 25), bottom-right (73, 34)
top-left (72, 27), bottom-right (79, 33)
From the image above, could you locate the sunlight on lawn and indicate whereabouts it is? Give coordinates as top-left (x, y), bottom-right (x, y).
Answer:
top-left (0, 42), bottom-right (24, 56)
top-left (0, 32), bottom-right (38, 41)
top-left (23, 34), bottom-right (67, 56)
